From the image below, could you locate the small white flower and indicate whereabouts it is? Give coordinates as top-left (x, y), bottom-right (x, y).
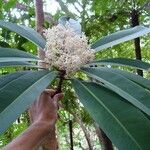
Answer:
top-left (44, 24), bottom-right (94, 75)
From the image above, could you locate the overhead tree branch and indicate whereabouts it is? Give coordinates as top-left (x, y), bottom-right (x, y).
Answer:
top-left (3, 0), bottom-right (28, 11)
top-left (74, 114), bottom-right (94, 150)
top-left (15, 3), bottom-right (27, 11)
top-left (44, 12), bottom-right (58, 25)
top-left (60, 104), bottom-right (94, 150)
top-left (73, 3), bottom-right (81, 13)
top-left (56, 0), bottom-right (75, 18)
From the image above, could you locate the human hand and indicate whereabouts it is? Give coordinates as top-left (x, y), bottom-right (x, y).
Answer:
top-left (3, 90), bottom-right (63, 150)
top-left (29, 89), bottom-right (63, 129)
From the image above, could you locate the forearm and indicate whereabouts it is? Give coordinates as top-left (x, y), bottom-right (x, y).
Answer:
top-left (3, 90), bottom-right (62, 150)
top-left (42, 126), bottom-right (58, 150)
top-left (3, 122), bottom-right (50, 150)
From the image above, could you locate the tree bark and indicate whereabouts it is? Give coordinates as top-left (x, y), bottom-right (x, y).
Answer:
top-left (94, 122), bottom-right (113, 150)
top-left (93, 122), bottom-right (103, 144)
top-left (34, 0), bottom-right (58, 149)
top-left (35, 0), bottom-right (46, 68)
top-left (100, 129), bottom-right (113, 150)
top-left (69, 120), bottom-right (74, 150)
top-left (131, 9), bottom-right (143, 76)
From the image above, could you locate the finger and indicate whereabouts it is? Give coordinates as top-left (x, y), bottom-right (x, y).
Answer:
top-left (28, 108), bottom-right (34, 123)
top-left (28, 100), bottom-right (37, 123)
top-left (44, 89), bottom-right (55, 97)
top-left (53, 93), bottom-right (63, 103)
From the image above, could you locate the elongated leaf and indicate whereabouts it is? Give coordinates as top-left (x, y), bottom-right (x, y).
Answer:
top-left (87, 58), bottom-right (150, 71)
top-left (0, 48), bottom-right (38, 59)
top-left (81, 67), bottom-right (150, 115)
top-left (72, 79), bottom-right (150, 149)
top-left (0, 71), bottom-right (30, 88)
top-left (0, 21), bottom-right (46, 49)
top-left (0, 70), bottom-right (57, 135)
top-left (91, 26), bottom-right (150, 51)
top-left (108, 68), bottom-right (150, 90)
top-left (0, 62), bottom-right (38, 68)
top-left (0, 48), bottom-right (39, 62)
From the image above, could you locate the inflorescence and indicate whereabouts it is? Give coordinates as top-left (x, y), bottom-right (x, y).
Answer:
top-left (44, 24), bottom-right (94, 75)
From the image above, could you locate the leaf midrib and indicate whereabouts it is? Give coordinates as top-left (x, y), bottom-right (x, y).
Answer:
top-left (82, 69), bottom-right (150, 115)
top-left (17, 25), bottom-right (44, 45)
top-left (94, 28), bottom-right (148, 49)
top-left (87, 62), bottom-right (144, 70)
top-left (0, 22), bottom-right (43, 46)
top-left (0, 57), bottom-right (38, 60)
top-left (0, 71), bottom-right (55, 118)
top-left (88, 58), bottom-right (150, 71)
top-left (77, 80), bottom-right (142, 149)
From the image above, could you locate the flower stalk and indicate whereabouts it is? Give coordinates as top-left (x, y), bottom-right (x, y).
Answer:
top-left (54, 70), bottom-right (66, 95)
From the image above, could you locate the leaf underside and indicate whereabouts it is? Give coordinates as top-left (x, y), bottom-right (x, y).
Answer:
top-left (0, 70), bottom-right (57, 135)
top-left (81, 67), bottom-right (150, 115)
top-left (87, 58), bottom-right (150, 71)
top-left (0, 48), bottom-right (39, 63)
top-left (0, 61), bottom-right (38, 68)
top-left (0, 20), bottom-right (46, 49)
top-left (72, 79), bottom-right (150, 150)
top-left (91, 25), bottom-right (150, 52)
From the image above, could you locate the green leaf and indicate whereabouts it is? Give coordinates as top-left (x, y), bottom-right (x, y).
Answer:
top-left (72, 79), bottom-right (150, 149)
top-left (107, 68), bottom-right (150, 90)
top-left (3, 0), bottom-right (17, 11)
top-left (0, 71), bottom-right (30, 88)
top-left (0, 21), bottom-right (46, 49)
top-left (91, 26), bottom-right (150, 52)
top-left (0, 70), bottom-right (57, 135)
top-left (0, 48), bottom-right (39, 62)
top-left (87, 58), bottom-right (150, 71)
top-left (81, 67), bottom-right (150, 115)
top-left (0, 62), bottom-right (39, 68)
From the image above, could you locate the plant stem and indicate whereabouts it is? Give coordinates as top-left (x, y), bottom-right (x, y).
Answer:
top-left (55, 70), bottom-right (66, 94)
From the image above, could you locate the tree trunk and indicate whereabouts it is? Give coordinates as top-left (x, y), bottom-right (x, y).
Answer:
top-left (35, 0), bottom-right (45, 68)
top-left (34, 0), bottom-right (58, 149)
top-left (74, 114), bottom-right (93, 150)
top-left (69, 120), bottom-right (74, 150)
top-left (100, 129), bottom-right (113, 150)
top-left (94, 122), bottom-right (113, 150)
top-left (131, 9), bottom-right (143, 76)
top-left (93, 122), bottom-right (103, 144)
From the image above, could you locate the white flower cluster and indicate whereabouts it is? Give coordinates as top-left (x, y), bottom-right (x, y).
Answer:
top-left (44, 24), bottom-right (94, 75)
